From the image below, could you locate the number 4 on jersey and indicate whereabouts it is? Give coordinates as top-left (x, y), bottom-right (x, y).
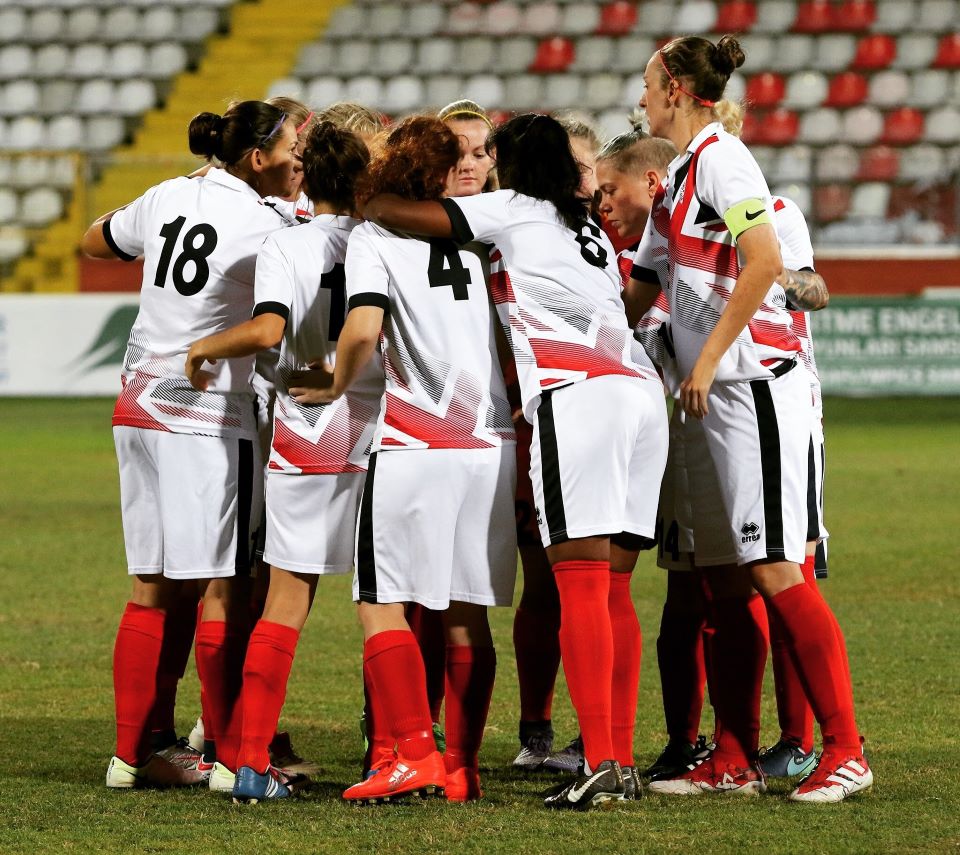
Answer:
top-left (427, 239), bottom-right (471, 301)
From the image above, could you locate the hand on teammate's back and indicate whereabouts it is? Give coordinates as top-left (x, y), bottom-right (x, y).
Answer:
top-left (288, 362), bottom-right (336, 404)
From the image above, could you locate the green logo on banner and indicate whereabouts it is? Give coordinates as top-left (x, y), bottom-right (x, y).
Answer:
top-left (79, 305), bottom-right (138, 374)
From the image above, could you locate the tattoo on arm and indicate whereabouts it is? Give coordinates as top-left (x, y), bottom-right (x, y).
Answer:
top-left (782, 268), bottom-right (829, 312)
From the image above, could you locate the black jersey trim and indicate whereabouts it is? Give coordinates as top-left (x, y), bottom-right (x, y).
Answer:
top-left (749, 379), bottom-right (785, 560)
top-left (252, 301), bottom-right (290, 322)
top-left (234, 438), bottom-right (255, 577)
top-left (102, 219), bottom-right (138, 262)
top-left (630, 264), bottom-right (660, 285)
top-left (356, 452), bottom-right (379, 603)
top-left (440, 198), bottom-right (474, 245)
top-left (537, 390), bottom-right (568, 546)
top-left (348, 292), bottom-right (390, 313)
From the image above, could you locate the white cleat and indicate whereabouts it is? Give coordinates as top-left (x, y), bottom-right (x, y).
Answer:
top-left (106, 756), bottom-right (146, 789)
top-left (789, 754), bottom-right (874, 803)
top-left (209, 761), bottom-right (237, 793)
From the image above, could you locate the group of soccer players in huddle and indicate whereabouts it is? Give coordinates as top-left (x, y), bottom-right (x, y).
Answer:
top-left (81, 32), bottom-right (874, 809)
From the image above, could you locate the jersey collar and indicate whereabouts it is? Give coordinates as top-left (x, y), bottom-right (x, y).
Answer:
top-left (685, 121), bottom-right (723, 155)
top-left (309, 214), bottom-right (361, 232)
top-left (204, 166), bottom-right (263, 202)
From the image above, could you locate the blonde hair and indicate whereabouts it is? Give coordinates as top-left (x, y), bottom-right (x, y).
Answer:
top-left (315, 102), bottom-right (386, 138)
top-left (598, 134), bottom-right (677, 177)
top-left (555, 111), bottom-right (603, 153)
top-left (713, 99), bottom-right (745, 137)
top-left (266, 95), bottom-right (314, 134)
top-left (438, 99), bottom-right (493, 129)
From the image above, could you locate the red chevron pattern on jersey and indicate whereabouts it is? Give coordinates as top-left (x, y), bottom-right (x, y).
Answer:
top-left (269, 397), bottom-right (376, 474)
top-left (112, 372), bottom-right (170, 433)
top-left (530, 324), bottom-right (648, 386)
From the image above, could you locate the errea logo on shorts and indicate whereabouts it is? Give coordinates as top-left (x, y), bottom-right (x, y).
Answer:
top-left (535, 506), bottom-right (543, 526)
top-left (740, 522), bottom-right (761, 544)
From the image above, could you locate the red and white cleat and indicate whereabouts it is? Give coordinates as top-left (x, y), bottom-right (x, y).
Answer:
top-left (445, 766), bottom-right (482, 803)
top-left (647, 756), bottom-right (766, 796)
top-left (789, 753), bottom-right (873, 803)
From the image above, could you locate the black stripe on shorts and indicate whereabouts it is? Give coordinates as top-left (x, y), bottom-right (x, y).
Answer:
top-left (234, 438), bottom-right (254, 577)
top-left (356, 452), bottom-right (378, 602)
top-left (805, 434), bottom-right (820, 543)
top-left (749, 379), bottom-right (786, 560)
top-left (537, 391), bottom-right (568, 545)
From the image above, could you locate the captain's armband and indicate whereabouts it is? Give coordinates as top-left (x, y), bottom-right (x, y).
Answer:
top-left (723, 198), bottom-right (771, 240)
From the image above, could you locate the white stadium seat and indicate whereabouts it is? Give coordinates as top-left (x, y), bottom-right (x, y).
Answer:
top-left (769, 35), bottom-right (815, 74)
top-left (750, 145), bottom-right (776, 179)
top-left (772, 145), bottom-right (813, 183)
top-left (407, 4), bottom-right (445, 38)
top-left (873, 0), bottom-right (915, 32)
top-left (738, 34), bottom-right (775, 70)
top-left (381, 75), bottom-right (425, 113)
top-left (674, 0), bottom-right (718, 33)
top-left (447, 3), bottom-right (485, 35)
top-left (84, 116), bottom-right (126, 151)
top-left (27, 8), bottom-right (64, 44)
top-left (0, 189), bottom-right (19, 226)
top-left (65, 7), bottom-right (101, 42)
top-left (573, 37), bottom-right (615, 73)
top-left (0, 46), bottom-right (33, 81)
top-left (39, 81), bottom-right (77, 116)
top-left (784, 71), bottom-right (828, 109)
top-left (1, 81), bottom-right (41, 117)
top-left (343, 76), bottom-right (385, 110)
top-left (867, 69), bottom-right (910, 108)
top-left (842, 105), bottom-right (884, 144)
top-left (815, 35), bottom-right (857, 72)
top-left (924, 105), bottom-right (960, 143)
top-left (461, 74), bottom-right (505, 110)
top-left (76, 79), bottom-right (115, 116)
top-left (102, 7), bottom-right (141, 42)
top-left (460, 37), bottom-right (498, 75)
top-left (0, 229), bottom-right (29, 264)
top-left (33, 45), bottom-right (71, 80)
top-left (521, 2), bottom-right (562, 36)
top-left (334, 40), bottom-right (374, 77)
top-left (637, 0), bottom-right (675, 36)
top-left (110, 44), bottom-right (149, 79)
top-left (542, 73), bottom-right (584, 110)
top-left (754, 0), bottom-right (797, 33)
top-left (45, 115), bottom-right (85, 150)
top-left (69, 44), bottom-right (110, 79)
top-left (909, 69), bottom-right (951, 109)
top-left (916, 0), bottom-right (957, 31)
top-left (178, 8), bottom-right (219, 41)
top-left (416, 37), bottom-right (457, 74)
top-left (327, 5), bottom-right (366, 38)
top-left (267, 77), bottom-right (305, 101)
top-left (368, 4), bottom-right (406, 39)
top-left (147, 43), bottom-right (189, 79)
top-left (0, 8), bottom-right (27, 43)
top-left (11, 155), bottom-right (51, 189)
top-left (116, 79), bottom-right (157, 117)
top-left (849, 182), bottom-right (891, 219)
top-left (561, 2), bottom-right (601, 34)
top-left (798, 107), bottom-right (842, 143)
top-left (596, 107), bottom-right (636, 141)
top-left (374, 40), bottom-right (416, 76)
top-left (815, 143), bottom-right (860, 180)
top-left (495, 37), bottom-right (538, 73)
top-left (502, 74), bottom-right (545, 110)
top-left (892, 34), bottom-right (938, 70)
top-left (5, 117), bottom-right (45, 151)
top-left (898, 143), bottom-right (945, 181)
top-left (425, 75), bottom-right (467, 109)
top-left (724, 72), bottom-right (747, 105)
top-left (141, 7), bottom-right (178, 42)
top-left (585, 72), bottom-right (626, 110)
top-left (304, 76), bottom-right (345, 107)
top-left (610, 36), bottom-right (655, 73)
top-left (295, 43), bottom-right (336, 78)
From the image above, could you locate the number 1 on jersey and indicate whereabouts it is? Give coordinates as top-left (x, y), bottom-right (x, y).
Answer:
top-left (427, 239), bottom-right (471, 301)
top-left (321, 263), bottom-right (346, 341)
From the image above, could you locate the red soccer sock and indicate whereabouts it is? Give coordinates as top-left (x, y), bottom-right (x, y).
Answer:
top-left (195, 620), bottom-right (248, 771)
top-left (443, 645), bottom-right (496, 771)
top-left (364, 629), bottom-right (435, 761)
top-left (237, 620), bottom-right (300, 773)
top-left (767, 582), bottom-right (861, 754)
top-left (513, 602), bottom-right (561, 722)
top-left (769, 573), bottom-right (815, 752)
top-left (656, 602), bottom-right (707, 746)
top-left (708, 594), bottom-right (768, 765)
top-left (607, 572), bottom-right (641, 767)
top-left (801, 555), bottom-right (855, 708)
top-left (363, 657), bottom-right (395, 769)
top-left (553, 560), bottom-right (614, 770)
top-left (150, 599), bottom-right (198, 739)
top-left (406, 603), bottom-right (447, 723)
top-left (114, 602), bottom-right (166, 766)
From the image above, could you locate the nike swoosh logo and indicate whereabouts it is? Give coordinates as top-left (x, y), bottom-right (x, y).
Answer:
top-left (567, 770), bottom-right (605, 802)
top-left (745, 209), bottom-right (764, 220)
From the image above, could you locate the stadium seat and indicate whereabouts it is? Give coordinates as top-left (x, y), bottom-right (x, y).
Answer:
top-left (267, 78), bottom-right (305, 101)
top-left (496, 37), bottom-right (539, 73)
top-left (39, 81), bottom-right (76, 116)
top-left (757, 107), bottom-right (799, 144)
top-left (461, 74), bottom-right (505, 109)
top-left (65, 7), bottom-right (102, 43)
top-left (407, 4), bottom-right (445, 38)
top-left (825, 71), bottom-right (868, 106)
top-left (6, 117), bottom-right (45, 151)
top-left (925, 105), bottom-right (960, 142)
top-left (814, 183), bottom-right (852, 221)
top-left (832, 0), bottom-right (876, 31)
top-left (344, 76), bottom-right (385, 109)
top-left (674, 0), bottom-right (719, 33)
top-left (746, 72), bottom-right (786, 107)
top-left (798, 106), bottom-right (842, 142)
top-left (522, 2), bottom-right (563, 36)
top-left (415, 37), bottom-right (457, 74)
top-left (0, 46), bottom-right (33, 82)
top-left (542, 73), bottom-right (584, 109)
top-left (816, 142), bottom-right (860, 179)
top-left (530, 37), bottom-right (576, 73)
top-left (20, 187), bottom-right (64, 227)
top-left (32, 45), bottom-right (70, 81)
top-left (858, 144), bottom-right (900, 179)
top-left (110, 44), bottom-right (149, 79)
top-left (0, 189), bottom-right (18, 226)
top-left (294, 43), bottom-right (335, 78)
top-left (749, 145), bottom-right (776, 177)
top-left (69, 44), bottom-right (110, 79)
top-left (0, 229), bottom-right (29, 264)
top-left (586, 72), bottom-right (626, 109)
top-left (636, 0), bottom-right (674, 36)
top-left (425, 75), bottom-right (467, 109)
top-left (596, 1), bottom-right (638, 36)
top-left (327, 5), bottom-right (366, 38)
top-left (897, 142), bottom-right (946, 181)
top-left (462, 37), bottom-right (499, 74)
top-left (881, 106), bottom-right (925, 143)
top-left (0, 8), bottom-right (27, 43)
top-left (561, 3), bottom-right (601, 34)
top-left (102, 7), bottom-right (141, 43)
top-left (375, 40), bottom-right (415, 76)
top-left (1, 81), bottom-right (41, 118)
top-left (596, 107), bottom-right (635, 140)
top-left (784, 70), bottom-right (829, 108)
top-left (503, 74), bottom-right (545, 110)
top-left (917, 0), bottom-right (958, 32)
top-left (715, 0), bottom-right (758, 32)
top-left (772, 144), bottom-right (813, 182)
top-left (305, 76), bottom-right (346, 108)
top-left (769, 34), bottom-right (815, 73)
top-left (933, 33), bottom-right (960, 69)
top-left (573, 36), bottom-right (615, 72)
top-left (334, 40), bottom-right (373, 77)
top-left (10, 155), bottom-right (48, 190)
top-left (483, 0), bottom-right (523, 36)
top-left (892, 34), bottom-right (939, 70)
top-left (793, 0), bottom-right (834, 33)
top-left (772, 183), bottom-right (812, 216)
top-left (610, 36), bottom-right (656, 73)
top-left (382, 75), bottom-right (425, 113)
top-left (46, 115), bottom-right (85, 150)
top-left (867, 69), bottom-right (911, 108)
top-left (814, 34), bottom-right (857, 71)
top-left (755, 1), bottom-right (798, 34)
top-left (116, 79), bottom-right (157, 117)
top-left (738, 34), bottom-right (775, 69)
top-left (852, 34), bottom-right (896, 69)
top-left (76, 79), bottom-right (115, 116)
top-left (147, 43), bottom-right (189, 79)
top-left (849, 181), bottom-right (891, 218)
top-left (27, 8), bottom-right (63, 44)
top-left (909, 68), bottom-right (951, 108)
top-left (872, 0), bottom-right (915, 31)
top-left (141, 7), bottom-right (179, 43)
top-left (725, 72), bottom-right (747, 104)
top-left (843, 104), bottom-right (884, 143)
top-left (47, 155), bottom-right (77, 190)
top-left (368, 4), bottom-right (405, 39)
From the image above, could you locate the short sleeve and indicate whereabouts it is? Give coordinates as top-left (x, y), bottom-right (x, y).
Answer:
top-left (345, 226), bottom-right (390, 311)
top-left (773, 197), bottom-right (815, 270)
top-left (440, 190), bottom-right (512, 245)
top-left (696, 140), bottom-right (772, 240)
top-left (105, 178), bottom-right (184, 261)
top-left (252, 234), bottom-right (294, 321)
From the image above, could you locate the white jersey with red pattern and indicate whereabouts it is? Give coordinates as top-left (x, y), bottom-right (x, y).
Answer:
top-left (265, 191), bottom-right (314, 225)
top-left (773, 196), bottom-right (823, 417)
top-left (106, 168), bottom-right (289, 438)
top-left (632, 123), bottom-right (801, 384)
top-left (345, 221), bottom-right (515, 452)
top-left (442, 190), bottom-right (660, 423)
top-left (254, 214), bottom-right (383, 474)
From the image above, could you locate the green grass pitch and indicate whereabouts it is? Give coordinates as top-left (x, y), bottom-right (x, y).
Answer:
top-left (1, 397), bottom-right (958, 854)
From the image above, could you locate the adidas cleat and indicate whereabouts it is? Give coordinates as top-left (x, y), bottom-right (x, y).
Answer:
top-left (269, 731), bottom-right (320, 776)
top-left (541, 734), bottom-right (583, 774)
top-left (621, 765), bottom-right (643, 800)
top-left (788, 753), bottom-right (873, 803)
top-left (543, 759), bottom-right (624, 810)
top-left (343, 750), bottom-right (446, 805)
top-left (757, 739), bottom-right (817, 779)
top-left (232, 765), bottom-right (308, 804)
top-left (647, 755), bottom-right (766, 796)
top-left (106, 756), bottom-right (146, 789)
top-left (208, 761), bottom-right (237, 793)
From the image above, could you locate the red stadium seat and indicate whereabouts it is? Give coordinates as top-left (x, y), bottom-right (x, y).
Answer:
top-left (881, 106), bottom-right (925, 144)
top-left (715, 0), bottom-right (757, 32)
top-left (739, 108), bottom-right (762, 143)
top-left (852, 34), bottom-right (896, 70)
top-left (933, 33), bottom-right (960, 69)
top-left (857, 145), bottom-right (900, 180)
top-left (793, 0), bottom-right (834, 33)
top-left (814, 184), bottom-right (852, 221)
top-left (595, 0), bottom-right (637, 35)
top-left (757, 107), bottom-right (799, 144)
top-left (832, 0), bottom-right (876, 32)
top-left (528, 36), bottom-right (575, 72)
top-left (746, 72), bottom-right (786, 107)
top-left (825, 71), bottom-right (868, 106)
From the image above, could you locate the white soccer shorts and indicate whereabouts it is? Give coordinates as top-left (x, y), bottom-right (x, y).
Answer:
top-left (530, 375), bottom-right (668, 548)
top-left (263, 470), bottom-right (365, 575)
top-left (114, 426), bottom-right (263, 579)
top-left (688, 362), bottom-right (811, 567)
top-left (807, 416), bottom-right (830, 577)
top-left (353, 446), bottom-right (518, 609)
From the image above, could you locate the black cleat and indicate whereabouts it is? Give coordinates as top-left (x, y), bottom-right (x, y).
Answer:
top-left (543, 759), bottom-right (624, 810)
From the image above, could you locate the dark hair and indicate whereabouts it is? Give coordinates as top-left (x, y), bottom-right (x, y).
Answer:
top-left (488, 113), bottom-right (588, 230)
top-left (357, 115), bottom-right (460, 203)
top-left (187, 100), bottom-right (288, 165)
top-left (301, 121), bottom-right (370, 212)
top-left (659, 34), bottom-right (746, 106)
